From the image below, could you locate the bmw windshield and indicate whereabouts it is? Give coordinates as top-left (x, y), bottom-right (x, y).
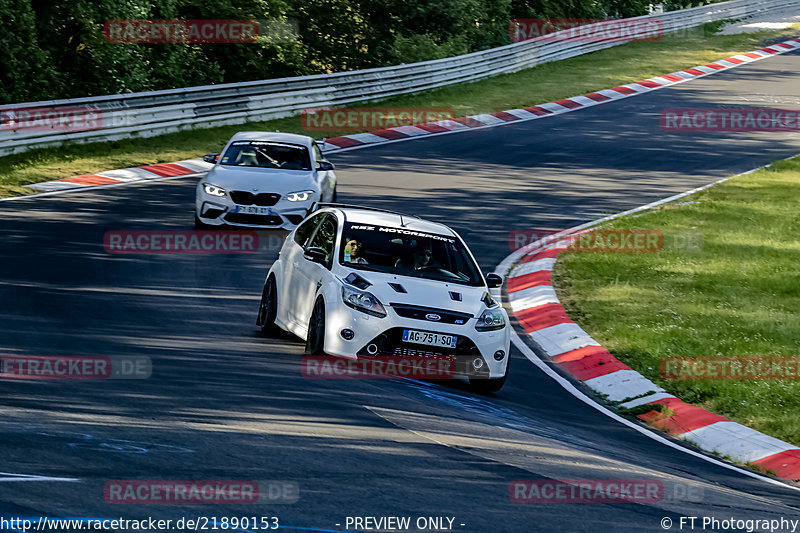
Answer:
top-left (339, 222), bottom-right (483, 287)
top-left (220, 141), bottom-right (311, 170)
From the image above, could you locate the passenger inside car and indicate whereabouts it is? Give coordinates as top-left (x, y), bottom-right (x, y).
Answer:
top-left (344, 239), bottom-right (369, 264)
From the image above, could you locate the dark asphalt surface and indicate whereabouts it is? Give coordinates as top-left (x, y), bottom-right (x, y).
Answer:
top-left (1, 49), bottom-right (800, 533)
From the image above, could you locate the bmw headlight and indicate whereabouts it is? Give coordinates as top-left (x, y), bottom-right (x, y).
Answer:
top-left (476, 308), bottom-right (506, 331)
top-left (287, 190), bottom-right (315, 202)
top-left (203, 183), bottom-right (226, 197)
top-left (342, 285), bottom-right (386, 318)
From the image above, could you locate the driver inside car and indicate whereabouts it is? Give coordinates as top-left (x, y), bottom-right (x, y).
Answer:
top-left (236, 150), bottom-right (259, 166)
top-left (395, 243), bottom-right (437, 271)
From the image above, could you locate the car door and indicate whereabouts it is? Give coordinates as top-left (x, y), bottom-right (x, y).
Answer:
top-left (294, 212), bottom-right (338, 330)
top-left (283, 212), bottom-right (326, 324)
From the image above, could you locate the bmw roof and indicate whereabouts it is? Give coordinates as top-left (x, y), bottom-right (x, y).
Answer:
top-left (228, 131), bottom-right (315, 147)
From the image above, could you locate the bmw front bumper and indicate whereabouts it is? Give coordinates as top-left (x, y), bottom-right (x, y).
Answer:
top-left (196, 190), bottom-right (315, 229)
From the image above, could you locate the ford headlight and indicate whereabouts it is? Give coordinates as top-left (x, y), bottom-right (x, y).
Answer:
top-left (287, 190), bottom-right (315, 202)
top-left (476, 308), bottom-right (506, 331)
top-left (203, 183), bottom-right (226, 197)
top-left (342, 285), bottom-right (386, 318)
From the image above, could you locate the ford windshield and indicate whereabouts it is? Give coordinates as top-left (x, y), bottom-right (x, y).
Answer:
top-left (339, 222), bottom-right (483, 287)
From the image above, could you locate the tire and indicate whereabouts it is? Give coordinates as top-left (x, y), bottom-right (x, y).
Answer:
top-left (256, 277), bottom-right (279, 335)
top-left (304, 299), bottom-right (326, 355)
top-left (469, 359), bottom-right (509, 393)
top-left (194, 213), bottom-right (209, 229)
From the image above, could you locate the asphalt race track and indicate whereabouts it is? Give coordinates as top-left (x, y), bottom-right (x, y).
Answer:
top-left (1, 50), bottom-right (800, 533)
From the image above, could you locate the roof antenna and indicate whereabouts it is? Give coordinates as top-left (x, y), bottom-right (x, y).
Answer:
top-left (400, 214), bottom-right (406, 227)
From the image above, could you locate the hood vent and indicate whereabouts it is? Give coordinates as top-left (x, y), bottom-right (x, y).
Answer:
top-left (344, 272), bottom-right (371, 289)
top-left (388, 283), bottom-right (407, 293)
top-left (449, 291), bottom-right (462, 302)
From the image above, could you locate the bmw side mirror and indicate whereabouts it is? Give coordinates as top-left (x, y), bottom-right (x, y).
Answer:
top-left (304, 246), bottom-right (327, 264)
top-left (486, 273), bottom-right (503, 288)
top-left (317, 160), bottom-right (335, 171)
top-left (203, 153), bottom-right (220, 164)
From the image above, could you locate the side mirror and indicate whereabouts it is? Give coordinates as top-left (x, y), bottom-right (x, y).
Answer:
top-left (203, 153), bottom-right (220, 164)
top-left (303, 246), bottom-right (327, 264)
top-left (486, 273), bottom-right (503, 289)
top-left (317, 160), bottom-right (335, 171)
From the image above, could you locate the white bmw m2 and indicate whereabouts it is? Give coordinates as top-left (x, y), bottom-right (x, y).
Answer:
top-left (256, 205), bottom-right (510, 391)
top-left (195, 131), bottom-right (337, 229)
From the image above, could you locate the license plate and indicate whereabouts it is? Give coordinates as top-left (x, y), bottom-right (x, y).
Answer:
top-left (402, 330), bottom-right (457, 349)
top-left (235, 205), bottom-right (272, 215)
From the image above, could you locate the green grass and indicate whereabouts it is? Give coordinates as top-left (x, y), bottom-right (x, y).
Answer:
top-left (553, 156), bottom-right (800, 446)
top-left (2, 22), bottom-right (799, 197)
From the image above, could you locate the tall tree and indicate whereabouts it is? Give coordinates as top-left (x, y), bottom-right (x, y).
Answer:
top-left (0, 0), bottom-right (60, 103)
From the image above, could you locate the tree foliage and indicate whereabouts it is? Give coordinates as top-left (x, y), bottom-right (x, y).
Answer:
top-left (1, 0), bottom-right (654, 103)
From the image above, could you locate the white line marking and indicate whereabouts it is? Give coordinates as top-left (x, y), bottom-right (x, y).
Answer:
top-left (503, 109), bottom-right (539, 120)
top-left (596, 89), bottom-right (628, 99)
top-left (507, 285), bottom-right (559, 311)
top-left (583, 369), bottom-right (665, 402)
top-left (340, 132), bottom-right (387, 144)
top-left (390, 125), bottom-right (430, 136)
top-left (666, 71), bottom-right (696, 80)
top-left (510, 257), bottom-right (557, 277)
top-left (468, 114), bottom-right (504, 125)
top-left (568, 95), bottom-right (604, 107)
top-left (687, 65), bottom-right (718, 74)
top-left (0, 472), bottom-right (79, 482)
top-left (530, 322), bottom-right (599, 355)
top-left (677, 421), bottom-right (800, 464)
top-left (620, 392), bottom-right (676, 408)
top-left (537, 102), bottom-right (574, 114)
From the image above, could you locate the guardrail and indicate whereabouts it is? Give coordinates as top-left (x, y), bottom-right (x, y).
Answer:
top-left (1, 0), bottom-right (796, 156)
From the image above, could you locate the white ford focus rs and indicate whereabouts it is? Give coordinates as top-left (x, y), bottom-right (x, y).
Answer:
top-left (195, 131), bottom-right (337, 229)
top-left (256, 205), bottom-right (511, 391)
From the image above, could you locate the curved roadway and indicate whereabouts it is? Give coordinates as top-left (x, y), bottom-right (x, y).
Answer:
top-left (1, 49), bottom-right (800, 532)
